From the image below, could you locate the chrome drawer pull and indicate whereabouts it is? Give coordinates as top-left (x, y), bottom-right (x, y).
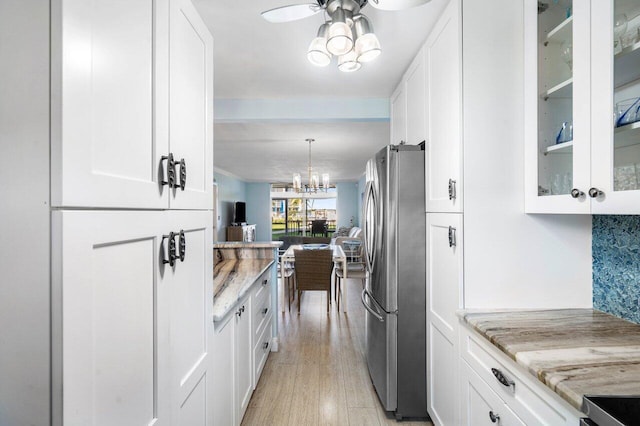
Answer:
top-left (262, 341), bottom-right (269, 350)
top-left (491, 367), bottom-right (515, 390)
top-left (262, 279), bottom-right (268, 286)
top-left (489, 411), bottom-right (500, 423)
top-left (261, 307), bottom-right (268, 315)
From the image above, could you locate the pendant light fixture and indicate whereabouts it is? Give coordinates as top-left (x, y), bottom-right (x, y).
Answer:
top-left (293, 139), bottom-right (330, 193)
top-left (305, 0), bottom-right (382, 72)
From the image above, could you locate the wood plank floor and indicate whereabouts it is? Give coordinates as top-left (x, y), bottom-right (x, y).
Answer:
top-left (241, 278), bottom-right (433, 426)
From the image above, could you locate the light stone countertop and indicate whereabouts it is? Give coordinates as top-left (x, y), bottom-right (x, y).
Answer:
top-left (461, 309), bottom-right (640, 411)
top-left (212, 258), bottom-right (273, 322)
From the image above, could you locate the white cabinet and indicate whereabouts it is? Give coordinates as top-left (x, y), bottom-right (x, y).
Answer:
top-left (235, 294), bottom-right (253, 422)
top-left (212, 314), bottom-right (235, 426)
top-left (211, 268), bottom-right (274, 426)
top-left (426, 213), bottom-right (463, 426)
top-left (460, 361), bottom-right (525, 426)
top-left (525, 0), bottom-right (640, 214)
top-left (168, 0), bottom-right (214, 210)
top-left (52, 210), bottom-right (212, 426)
top-left (425, 0), bottom-right (462, 213)
top-left (459, 324), bottom-right (582, 426)
top-left (51, 0), bottom-right (212, 210)
top-left (390, 86), bottom-right (407, 145)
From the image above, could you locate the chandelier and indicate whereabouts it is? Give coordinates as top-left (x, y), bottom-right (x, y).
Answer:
top-left (307, 0), bottom-right (381, 72)
top-left (293, 139), bottom-right (330, 193)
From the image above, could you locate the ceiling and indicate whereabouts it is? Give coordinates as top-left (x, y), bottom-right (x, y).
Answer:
top-left (193, 0), bottom-right (448, 183)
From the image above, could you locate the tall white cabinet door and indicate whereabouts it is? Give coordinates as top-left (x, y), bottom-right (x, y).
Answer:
top-left (235, 294), bottom-right (253, 424)
top-left (406, 49), bottom-right (427, 145)
top-left (167, 211), bottom-right (213, 426)
top-left (391, 85), bottom-right (407, 145)
top-left (212, 316), bottom-right (235, 426)
top-left (51, 0), bottom-right (170, 209)
top-left (426, 213), bottom-right (463, 426)
top-left (168, 0), bottom-right (214, 210)
top-left (425, 0), bottom-right (463, 213)
top-left (52, 211), bottom-right (170, 426)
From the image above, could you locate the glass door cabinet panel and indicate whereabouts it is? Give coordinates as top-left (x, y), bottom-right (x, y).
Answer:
top-left (538, 1), bottom-right (574, 197)
top-left (525, 0), bottom-right (590, 213)
top-left (592, 0), bottom-right (640, 213)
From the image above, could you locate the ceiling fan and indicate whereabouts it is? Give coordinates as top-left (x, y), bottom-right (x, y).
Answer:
top-left (262, 0), bottom-right (432, 23)
top-left (261, 0), bottom-right (432, 72)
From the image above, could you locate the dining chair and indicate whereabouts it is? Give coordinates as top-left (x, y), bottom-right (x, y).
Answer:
top-left (278, 248), bottom-right (296, 311)
top-left (293, 248), bottom-right (333, 313)
top-left (311, 219), bottom-right (328, 237)
top-left (334, 240), bottom-right (368, 311)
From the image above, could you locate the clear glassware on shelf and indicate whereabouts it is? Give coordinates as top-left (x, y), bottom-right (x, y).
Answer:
top-left (614, 13), bottom-right (628, 53)
top-left (560, 41), bottom-right (573, 71)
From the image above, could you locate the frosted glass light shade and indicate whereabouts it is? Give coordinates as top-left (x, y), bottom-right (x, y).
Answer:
top-left (293, 173), bottom-right (302, 191)
top-left (327, 21), bottom-right (353, 56)
top-left (338, 49), bottom-right (361, 72)
top-left (310, 173), bottom-right (320, 190)
top-left (322, 173), bottom-right (330, 189)
top-left (307, 37), bottom-right (331, 66)
top-left (355, 33), bottom-right (381, 62)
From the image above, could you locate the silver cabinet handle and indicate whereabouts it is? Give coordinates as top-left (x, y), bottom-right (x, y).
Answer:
top-left (262, 341), bottom-right (269, 350)
top-left (570, 188), bottom-right (584, 199)
top-left (448, 179), bottom-right (457, 200)
top-left (262, 279), bottom-right (268, 286)
top-left (361, 289), bottom-right (384, 322)
top-left (448, 226), bottom-right (457, 248)
top-left (491, 368), bottom-right (515, 390)
top-left (489, 411), bottom-right (500, 423)
top-left (261, 307), bottom-right (268, 315)
top-left (588, 187), bottom-right (604, 198)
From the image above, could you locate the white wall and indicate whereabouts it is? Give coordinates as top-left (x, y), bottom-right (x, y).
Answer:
top-left (462, 0), bottom-right (592, 309)
top-left (0, 0), bottom-right (51, 424)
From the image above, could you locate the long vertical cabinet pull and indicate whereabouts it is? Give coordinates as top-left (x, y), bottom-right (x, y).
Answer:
top-left (448, 179), bottom-right (457, 201)
top-left (448, 226), bottom-right (457, 248)
top-left (162, 232), bottom-right (177, 267)
top-left (161, 153), bottom-right (176, 189)
top-left (176, 158), bottom-right (187, 190)
top-left (178, 230), bottom-right (186, 262)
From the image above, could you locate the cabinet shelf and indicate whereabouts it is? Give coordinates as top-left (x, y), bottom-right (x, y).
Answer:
top-left (615, 121), bottom-right (640, 149)
top-left (544, 140), bottom-right (573, 155)
top-left (546, 16), bottom-right (573, 45)
top-left (615, 40), bottom-right (640, 88)
top-left (543, 77), bottom-right (573, 100)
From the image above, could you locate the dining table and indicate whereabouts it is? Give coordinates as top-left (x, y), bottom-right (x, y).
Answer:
top-left (280, 244), bottom-right (348, 313)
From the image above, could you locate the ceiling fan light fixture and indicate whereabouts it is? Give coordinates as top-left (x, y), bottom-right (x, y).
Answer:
top-left (307, 23), bottom-right (332, 66)
top-left (354, 15), bottom-right (381, 62)
top-left (338, 49), bottom-right (361, 72)
top-left (327, 8), bottom-right (354, 56)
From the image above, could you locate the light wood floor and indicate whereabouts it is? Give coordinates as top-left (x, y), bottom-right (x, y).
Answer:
top-left (241, 278), bottom-right (433, 426)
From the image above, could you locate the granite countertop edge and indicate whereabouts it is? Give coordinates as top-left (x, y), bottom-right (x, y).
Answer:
top-left (212, 259), bottom-right (274, 322)
top-left (459, 308), bottom-right (640, 413)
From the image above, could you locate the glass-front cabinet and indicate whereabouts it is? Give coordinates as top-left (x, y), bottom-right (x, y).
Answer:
top-left (525, 0), bottom-right (640, 214)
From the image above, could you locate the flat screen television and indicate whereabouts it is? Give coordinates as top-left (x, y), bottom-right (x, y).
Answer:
top-left (233, 201), bottom-right (246, 225)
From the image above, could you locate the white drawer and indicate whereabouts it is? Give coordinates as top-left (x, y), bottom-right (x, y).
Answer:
top-left (252, 269), bottom-right (271, 303)
top-left (460, 324), bottom-right (579, 426)
top-left (252, 314), bottom-right (272, 387)
top-left (252, 284), bottom-right (271, 340)
top-left (460, 359), bottom-right (525, 426)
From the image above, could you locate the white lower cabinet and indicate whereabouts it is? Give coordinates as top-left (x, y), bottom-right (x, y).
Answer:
top-left (426, 213), bottom-right (463, 426)
top-left (459, 324), bottom-right (582, 426)
top-left (460, 360), bottom-right (525, 426)
top-left (52, 210), bottom-right (212, 426)
top-left (235, 294), bottom-right (253, 422)
top-left (212, 268), bottom-right (274, 426)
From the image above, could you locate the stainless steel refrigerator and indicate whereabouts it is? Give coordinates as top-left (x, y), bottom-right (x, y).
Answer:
top-left (361, 143), bottom-right (427, 419)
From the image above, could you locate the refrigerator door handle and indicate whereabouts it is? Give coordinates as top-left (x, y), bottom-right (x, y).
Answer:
top-left (363, 181), bottom-right (377, 274)
top-left (361, 289), bottom-right (384, 322)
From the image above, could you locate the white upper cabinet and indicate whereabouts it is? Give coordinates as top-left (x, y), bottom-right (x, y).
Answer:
top-left (51, 0), bottom-right (212, 210)
top-left (406, 50), bottom-right (427, 145)
top-left (391, 85), bottom-right (407, 145)
top-left (168, 0), bottom-right (214, 210)
top-left (425, 0), bottom-right (462, 213)
top-left (525, 0), bottom-right (640, 214)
